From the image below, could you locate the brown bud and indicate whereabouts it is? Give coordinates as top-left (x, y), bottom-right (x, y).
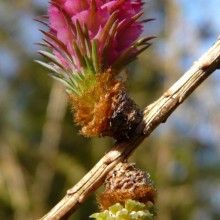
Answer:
top-left (98, 162), bottom-right (157, 210)
top-left (108, 89), bottom-right (143, 139)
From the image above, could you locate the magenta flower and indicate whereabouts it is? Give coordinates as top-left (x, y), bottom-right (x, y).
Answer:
top-left (37, 0), bottom-right (154, 138)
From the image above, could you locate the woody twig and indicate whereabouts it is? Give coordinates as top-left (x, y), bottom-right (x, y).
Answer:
top-left (39, 38), bottom-right (220, 220)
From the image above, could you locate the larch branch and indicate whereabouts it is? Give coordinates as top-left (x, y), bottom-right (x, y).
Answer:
top-left (39, 37), bottom-right (220, 220)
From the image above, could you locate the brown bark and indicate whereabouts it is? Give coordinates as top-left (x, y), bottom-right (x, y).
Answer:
top-left (39, 37), bottom-right (220, 220)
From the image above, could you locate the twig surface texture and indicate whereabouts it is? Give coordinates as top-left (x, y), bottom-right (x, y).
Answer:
top-left (39, 38), bottom-right (220, 220)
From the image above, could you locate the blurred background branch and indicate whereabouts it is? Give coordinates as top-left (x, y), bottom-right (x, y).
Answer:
top-left (32, 81), bottom-right (67, 218)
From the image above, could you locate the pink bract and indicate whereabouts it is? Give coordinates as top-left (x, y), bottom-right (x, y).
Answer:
top-left (48, 0), bottom-right (146, 71)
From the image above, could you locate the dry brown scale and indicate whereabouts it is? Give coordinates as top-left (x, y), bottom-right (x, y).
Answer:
top-left (98, 162), bottom-right (157, 210)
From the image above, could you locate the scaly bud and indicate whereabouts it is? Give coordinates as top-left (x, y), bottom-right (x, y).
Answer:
top-left (90, 162), bottom-right (157, 220)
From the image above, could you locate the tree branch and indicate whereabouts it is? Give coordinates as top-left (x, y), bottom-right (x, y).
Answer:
top-left (39, 37), bottom-right (220, 220)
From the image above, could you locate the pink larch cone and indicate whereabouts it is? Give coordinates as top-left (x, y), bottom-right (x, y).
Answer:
top-left (37, 0), bottom-right (154, 139)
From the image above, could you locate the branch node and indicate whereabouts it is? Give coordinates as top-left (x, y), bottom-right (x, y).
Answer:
top-left (178, 95), bottom-right (184, 104)
top-left (163, 89), bottom-right (174, 97)
top-left (103, 150), bottom-right (120, 165)
top-left (79, 194), bottom-right (86, 203)
top-left (198, 58), bottom-right (211, 70)
top-left (67, 188), bottom-right (76, 195)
